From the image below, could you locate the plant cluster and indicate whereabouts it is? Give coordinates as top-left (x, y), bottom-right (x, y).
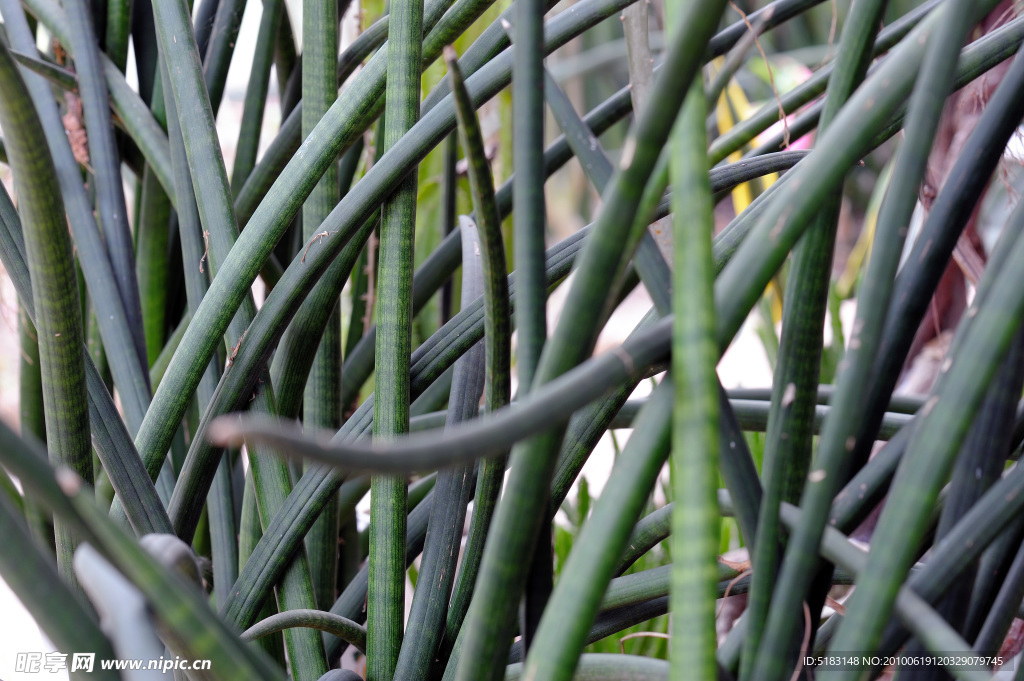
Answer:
top-left (2, 0), bottom-right (1024, 680)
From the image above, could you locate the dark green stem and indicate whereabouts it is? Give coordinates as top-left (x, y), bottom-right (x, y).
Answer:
top-left (0, 38), bottom-right (91, 584)
top-left (368, 0), bottom-right (425, 675)
top-left (301, 0), bottom-right (342, 612)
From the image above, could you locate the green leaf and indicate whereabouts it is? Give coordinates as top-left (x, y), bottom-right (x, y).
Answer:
top-left (58, 472), bottom-right (284, 681)
top-left (300, 0), bottom-right (343, 613)
top-left (242, 610), bottom-right (367, 654)
top-left (743, 0), bottom-right (887, 675)
top-left (368, 0), bottom-right (426, 671)
top-left (0, 37), bottom-right (92, 582)
top-left (0, 493), bottom-right (118, 681)
top-left (517, 381), bottom-right (672, 681)
top-left (665, 5), bottom-right (722, 678)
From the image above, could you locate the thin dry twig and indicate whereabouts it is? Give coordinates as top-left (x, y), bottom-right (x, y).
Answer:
top-left (788, 601), bottom-right (813, 681)
top-left (952, 235), bottom-right (987, 286)
top-left (718, 557), bottom-right (751, 573)
top-left (361, 230), bottom-right (378, 334)
top-left (302, 230), bottom-right (332, 263)
top-left (227, 329), bottom-right (247, 368)
top-left (717, 569), bottom-right (752, 617)
top-left (825, 595), bottom-right (846, 616)
top-left (729, 1), bottom-right (789, 148)
top-left (199, 230), bottom-right (211, 273)
top-left (62, 92), bottom-right (91, 169)
top-left (618, 631), bottom-right (670, 654)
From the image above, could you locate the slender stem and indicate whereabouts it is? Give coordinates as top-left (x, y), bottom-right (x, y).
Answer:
top-left (202, 0), bottom-right (248, 115)
top-left (239, 470), bottom-right (288, 666)
top-left (368, 0), bottom-right (424, 675)
top-left (231, 0), bottom-right (283, 193)
top-left (0, 491), bottom-right (117, 681)
top-left (0, 180), bottom-right (167, 536)
top-left (755, 3), bottom-right (1009, 679)
top-left (136, 165), bottom-right (173, 365)
top-left (667, 28), bottom-right (718, 681)
top-left (510, 0), bottom-right (551, 642)
top-left (58, 472), bottom-right (282, 681)
top-left (149, 2), bottom-right (328, 672)
top-left (155, 54), bottom-right (232, 589)
top-left (454, 0), bottom-right (727, 675)
top-left (518, 382), bottom-right (673, 681)
top-left (741, 0), bottom-right (887, 676)
top-left (391, 219), bottom-right (483, 681)
top-left (822, 57), bottom-right (1024, 678)
top-left (242, 610), bottom-right (367, 652)
top-left (512, 0), bottom-right (546, 394)
top-left (104, 0), bottom-right (130, 71)
top-left (432, 49), bottom-right (513, 676)
top-left (138, 0), bottom-right (722, 476)
top-left (439, 134), bottom-right (459, 323)
top-left (18, 303), bottom-right (52, 552)
top-left (3, 0), bottom-right (153, 435)
top-left (0, 38), bottom-right (91, 586)
top-left (194, 0), bottom-right (222, 60)
top-left (302, 0), bottom-right (342, 612)
top-left (63, 0), bottom-right (149, 375)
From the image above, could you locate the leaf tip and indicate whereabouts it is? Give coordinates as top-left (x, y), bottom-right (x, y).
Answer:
top-left (56, 467), bottom-right (83, 495)
top-left (207, 416), bottom-right (243, 448)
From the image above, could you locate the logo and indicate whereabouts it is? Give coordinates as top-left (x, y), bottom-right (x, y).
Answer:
top-left (71, 654), bottom-right (95, 672)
